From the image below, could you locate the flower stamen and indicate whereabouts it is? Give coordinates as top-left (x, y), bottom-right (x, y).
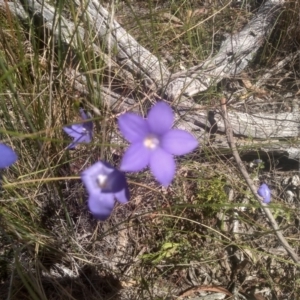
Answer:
top-left (97, 174), bottom-right (108, 188)
top-left (143, 134), bottom-right (159, 149)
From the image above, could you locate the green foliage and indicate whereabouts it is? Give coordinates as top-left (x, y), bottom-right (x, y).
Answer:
top-left (141, 242), bottom-right (180, 264)
top-left (195, 176), bottom-right (228, 215)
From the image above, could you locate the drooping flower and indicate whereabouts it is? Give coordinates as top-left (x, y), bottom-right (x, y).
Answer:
top-left (81, 161), bottom-right (129, 220)
top-left (63, 108), bottom-right (93, 149)
top-left (118, 101), bottom-right (198, 186)
top-left (253, 159), bottom-right (263, 165)
top-left (0, 143), bottom-right (17, 168)
top-left (258, 183), bottom-right (271, 203)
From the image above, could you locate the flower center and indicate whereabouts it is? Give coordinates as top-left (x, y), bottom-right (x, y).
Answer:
top-left (97, 174), bottom-right (108, 188)
top-left (143, 134), bottom-right (159, 150)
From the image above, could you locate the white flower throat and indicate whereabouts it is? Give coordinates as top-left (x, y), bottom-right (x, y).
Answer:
top-left (97, 174), bottom-right (108, 188)
top-left (143, 134), bottom-right (159, 149)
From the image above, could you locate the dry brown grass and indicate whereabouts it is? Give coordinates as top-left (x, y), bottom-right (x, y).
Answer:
top-left (1, 0), bottom-right (300, 299)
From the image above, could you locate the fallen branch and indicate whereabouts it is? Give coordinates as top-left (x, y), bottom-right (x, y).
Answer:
top-left (5, 0), bottom-right (294, 161)
top-left (220, 97), bottom-right (300, 264)
top-left (165, 0), bottom-right (285, 100)
top-left (65, 68), bottom-right (300, 161)
top-left (2, 0), bottom-right (284, 99)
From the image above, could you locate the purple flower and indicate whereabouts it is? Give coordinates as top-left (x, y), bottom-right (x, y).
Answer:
top-left (81, 161), bottom-right (129, 221)
top-left (258, 183), bottom-right (271, 203)
top-left (63, 108), bottom-right (93, 149)
top-left (253, 159), bottom-right (263, 164)
top-left (0, 143), bottom-right (17, 168)
top-left (118, 101), bottom-right (198, 186)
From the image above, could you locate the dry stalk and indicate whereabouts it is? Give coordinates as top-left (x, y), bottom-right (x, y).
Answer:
top-left (220, 97), bottom-right (300, 264)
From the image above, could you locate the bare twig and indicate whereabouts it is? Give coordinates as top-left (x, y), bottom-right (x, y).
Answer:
top-left (220, 98), bottom-right (300, 264)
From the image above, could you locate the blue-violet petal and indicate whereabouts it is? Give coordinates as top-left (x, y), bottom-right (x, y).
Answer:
top-left (0, 144), bottom-right (17, 168)
top-left (120, 142), bottom-right (151, 172)
top-left (161, 129), bottom-right (198, 155)
top-left (118, 113), bottom-right (150, 143)
top-left (149, 148), bottom-right (175, 186)
top-left (88, 193), bottom-right (115, 221)
top-left (147, 101), bottom-right (174, 135)
top-left (80, 109), bottom-right (93, 132)
top-left (80, 108), bottom-right (88, 120)
top-left (258, 183), bottom-right (271, 203)
top-left (114, 187), bottom-right (130, 204)
top-left (63, 124), bottom-right (83, 137)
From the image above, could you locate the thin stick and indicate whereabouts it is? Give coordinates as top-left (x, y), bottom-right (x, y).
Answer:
top-left (220, 97), bottom-right (300, 264)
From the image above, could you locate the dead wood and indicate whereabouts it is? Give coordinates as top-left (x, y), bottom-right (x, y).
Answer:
top-left (164, 0), bottom-right (285, 99)
top-left (2, 0), bottom-right (298, 162)
top-left (3, 0), bottom-right (284, 94)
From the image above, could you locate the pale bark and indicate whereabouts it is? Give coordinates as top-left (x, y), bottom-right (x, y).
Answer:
top-left (2, 0), bottom-right (284, 96)
top-left (165, 0), bottom-right (285, 100)
top-left (1, 0), bottom-right (296, 161)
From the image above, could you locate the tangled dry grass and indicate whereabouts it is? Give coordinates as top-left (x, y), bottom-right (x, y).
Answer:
top-left (1, 0), bottom-right (300, 299)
